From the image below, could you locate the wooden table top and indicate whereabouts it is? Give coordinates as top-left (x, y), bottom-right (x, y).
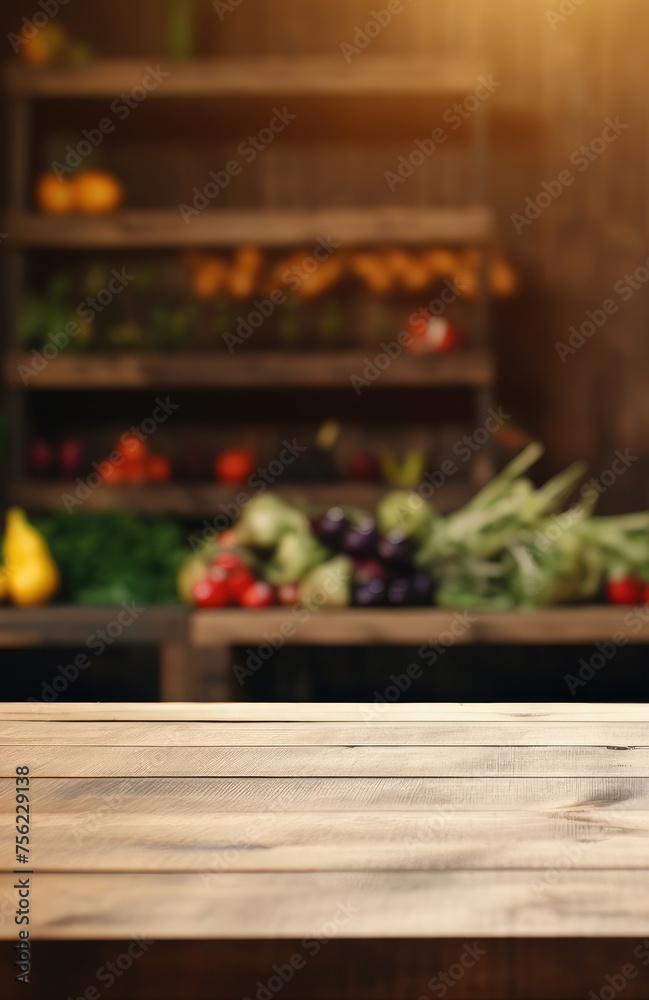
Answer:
top-left (1, 701), bottom-right (649, 941)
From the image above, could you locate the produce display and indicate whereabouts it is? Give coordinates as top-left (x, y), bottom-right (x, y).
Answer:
top-left (180, 445), bottom-right (649, 611)
top-left (19, 247), bottom-right (516, 354)
top-left (34, 512), bottom-right (185, 605)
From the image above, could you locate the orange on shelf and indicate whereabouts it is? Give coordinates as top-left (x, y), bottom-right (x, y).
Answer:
top-left (99, 461), bottom-right (125, 485)
top-left (35, 172), bottom-right (77, 216)
top-left (20, 24), bottom-right (69, 66)
top-left (74, 170), bottom-right (125, 215)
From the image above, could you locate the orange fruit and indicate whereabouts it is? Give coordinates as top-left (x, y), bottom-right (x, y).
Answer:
top-left (74, 170), bottom-right (125, 215)
top-left (190, 257), bottom-right (228, 300)
top-left (35, 172), bottom-right (76, 215)
top-left (21, 24), bottom-right (69, 66)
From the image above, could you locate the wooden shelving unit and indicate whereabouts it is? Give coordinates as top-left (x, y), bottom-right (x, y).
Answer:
top-left (4, 55), bottom-right (487, 99)
top-left (8, 479), bottom-right (474, 517)
top-left (2, 52), bottom-right (501, 699)
top-left (190, 606), bottom-right (649, 648)
top-left (4, 206), bottom-right (494, 248)
top-left (5, 349), bottom-right (495, 390)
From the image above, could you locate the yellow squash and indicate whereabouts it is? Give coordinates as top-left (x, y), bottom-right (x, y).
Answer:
top-left (4, 508), bottom-right (61, 607)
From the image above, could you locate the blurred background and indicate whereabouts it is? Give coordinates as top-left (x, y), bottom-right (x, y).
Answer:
top-left (2, 0), bottom-right (649, 704)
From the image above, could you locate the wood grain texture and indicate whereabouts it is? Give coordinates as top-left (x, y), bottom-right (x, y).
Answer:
top-left (4, 56), bottom-right (488, 98)
top-left (4, 349), bottom-right (494, 389)
top-left (2, 869), bottom-right (649, 939)
top-left (2, 744), bottom-right (648, 778)
top-left (2, 808), bottom-right (647, 873)
top-left (4, 702), bottom-right (649, 722)
top-left (4, 206), bottom-right (494, 248)
top-left (5, 720), bottom-right (649, 747)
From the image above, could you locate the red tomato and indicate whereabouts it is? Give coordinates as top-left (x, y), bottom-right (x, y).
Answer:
top-left (120, 459), bottom-right (148, 484)
top-left (118, 433), bottom-right (148, 462)
top-left (406, 314), bottom-right (462, 355)
top-left (192, 574), bottom-right (231, 608)
top-left (238, 581), bottom-right (276, 608)
top-left (146, 454), bottom-right (173, 482)
top-left (227, 566), bottom-right (256, 600)
top-left (607, 577), bottom-right (643, 605)
top-left (277, 583), bottom-right (300, 606)
top-left (213, 551), bottom-right (247, 571)
top-left (100, 461), bottom-right (124, 485)
top-left (214, 448), bottom-right (255, 484)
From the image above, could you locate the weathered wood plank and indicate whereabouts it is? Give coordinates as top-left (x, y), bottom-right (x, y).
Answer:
top-left (4, 702), bottom-right (649, 722)
top-left (5, 720), bottom-right (649, 747)
top-left (5, 56), bottom-right (488, 98)
top-left (2, 809), bottom-right (646, 873)
top-left (2, 745), bottom-right (649, 778)
top-left (2, 775), bottom-right (646, 813)
top-left (3, 870), bottom-right (649, 939)
top-left (4, 206), bottom-right (494, 249)
top-left (4, 350), bottom-right (494, 390)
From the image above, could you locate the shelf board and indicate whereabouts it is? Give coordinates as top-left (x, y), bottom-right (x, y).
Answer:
top-left (191, 606), bottom-right (649, 647)
top-left (0, 605), bottom-right (187, 647)
top-left (5, 56), bottom-right (487, 100)
top-left (9, 479), bottom-right (475, 517)
top-left (0, 605), bottom-right (643, 649)
top-left (4, 206), bottom-right (494, 248)
top-left (5, 349), bottom-right (495, 390)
